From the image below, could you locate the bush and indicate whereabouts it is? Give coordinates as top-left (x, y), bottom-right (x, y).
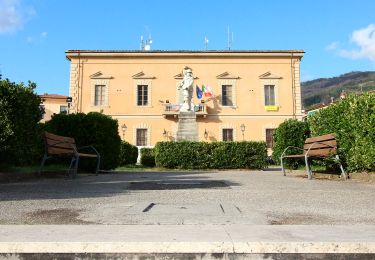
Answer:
top-left (44, 112), bottom-right (121, 170)
top-left (0, 78), bottom-right (42, 165)
top-left (140, 148), bottom-right (156, 167)
top-left (272, 119), bottom-right (310, 169)
top-left (119, 141), bottom-right (138, 166)
top-left (308, 93), bottom-right (375, 172)
top-left (155, 141), bottom-right (267, 169)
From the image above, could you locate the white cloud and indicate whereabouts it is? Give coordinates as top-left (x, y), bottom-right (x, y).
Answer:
top-left (0, 0), bottom-right (35, 33)
top-left (325, 42), bottom-right (338, 51)
top-left (338, 24), bottom-right (375, 61)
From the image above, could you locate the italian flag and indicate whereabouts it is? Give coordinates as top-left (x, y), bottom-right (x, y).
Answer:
top-left (202, 85), bottom-right (214, 98)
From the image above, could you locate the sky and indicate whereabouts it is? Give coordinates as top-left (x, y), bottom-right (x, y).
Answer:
top-left (1, 0), bottom-right (375, 96)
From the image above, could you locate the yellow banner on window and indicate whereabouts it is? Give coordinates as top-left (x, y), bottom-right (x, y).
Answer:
top-left (265, 105), bottom-right (279, 111)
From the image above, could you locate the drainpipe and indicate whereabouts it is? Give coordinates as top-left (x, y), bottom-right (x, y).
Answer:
top-left (290, 53), bottom-right (296, 119)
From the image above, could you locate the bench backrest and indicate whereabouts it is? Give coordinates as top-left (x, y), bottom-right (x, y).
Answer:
top-left (303, 133), bottom-right (337, 157)
top-left (44, 132), bottom-right (77, 155)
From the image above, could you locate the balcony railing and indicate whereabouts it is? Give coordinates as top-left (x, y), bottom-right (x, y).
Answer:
top-left (162, 103), bottom-right (207, 117)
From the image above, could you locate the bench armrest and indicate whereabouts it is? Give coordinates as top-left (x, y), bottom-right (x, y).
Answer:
top-left (77, 145), bottom-right (100, 157)
top-left (281, 146), bottom-right (304, 157)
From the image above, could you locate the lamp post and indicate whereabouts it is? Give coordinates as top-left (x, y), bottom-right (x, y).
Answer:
top-left (163, 129), bottom-right (168, 139)
top-left (240, 124), bottom-right (246, 141)
top-left (66, 97), bottom-right (72, 114)
top-left (121, 124), bottom-right (127, 140)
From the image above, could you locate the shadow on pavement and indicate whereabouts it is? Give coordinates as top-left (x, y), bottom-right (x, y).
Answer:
top-left (0, 171), bottom-right (240, 201)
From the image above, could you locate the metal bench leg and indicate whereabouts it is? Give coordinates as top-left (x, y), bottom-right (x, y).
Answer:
top-left (95, 155), bottom-right (101, 176)
top-left (280, 156), bottom-right (286, 176)
top-left (67, 157), bottom-right (76, 178)
top-left (38, 154), bottom-right (49, 176)
top-left (305, 155), bottom-right (312, 180)
top-left (73, 156), bottom-right (79, 179)
top-left (335, 155), bottom-right (348, 180)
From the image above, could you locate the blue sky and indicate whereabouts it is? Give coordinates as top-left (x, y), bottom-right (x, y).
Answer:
top-left (1, 0), bottom-right (375, 95)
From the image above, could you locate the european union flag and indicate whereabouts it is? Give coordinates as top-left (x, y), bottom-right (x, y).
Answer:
top-left (196, 85), bottom-right (203, 99)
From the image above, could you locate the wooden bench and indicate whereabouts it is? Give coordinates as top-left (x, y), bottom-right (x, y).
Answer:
top-left (39, 132), bottom-right (100, 178)
top-left (280, 133), bottom-right (347, 180)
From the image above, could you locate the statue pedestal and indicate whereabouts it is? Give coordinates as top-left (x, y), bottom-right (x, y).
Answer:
top-left (176, 111), bottom-right (198, 141)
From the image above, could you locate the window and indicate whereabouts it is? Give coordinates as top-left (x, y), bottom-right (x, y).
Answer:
top-left (222, 128), bottom-right (233, 141)
top-left (60, 105), bottom-right (68, 114)
top-left (264, 85), bottom-right (275, 106)
top-left (221, 85), bottom-right (233, 106)
top-left (266, 129), bottom-right (276, 148)
top-left (94, 85), bottom-right (106, 106)
top-left (136, 129), bottom-right (147, 146)
top-left (137, 85), bottom-right (148, 106)
top-left (40, 105), bottom-right (45, 118)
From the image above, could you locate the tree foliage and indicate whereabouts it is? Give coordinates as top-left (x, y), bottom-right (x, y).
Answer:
top-left (308, 93), bottom-right (375, 172)
top-left (45, 112), bottom-right (121, 170)
top-left (0, 78), bottom-right (42, 165)
top-left (272, 119), bottom-right (311, 168)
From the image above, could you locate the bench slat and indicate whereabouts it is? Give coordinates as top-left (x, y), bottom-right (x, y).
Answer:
top-left (47, 147), bottom-right (75, 155)
top-left (305, 134), bottom-right (335, 144)
top-left (45, 132), bottom-right (75, 144)
top-left (303, 140), bottom-right (337, 150)
top-left (305, 147), bottom-right (336, 156)
top-left (47, 141), bottom-right (75, 150)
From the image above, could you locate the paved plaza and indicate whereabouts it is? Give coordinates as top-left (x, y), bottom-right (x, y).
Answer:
top-left (0, 170), bottom-right (375, 257)
top-left (0, 169), bottom-right (374, 225)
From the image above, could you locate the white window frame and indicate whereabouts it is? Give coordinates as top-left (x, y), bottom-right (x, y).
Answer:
top-left (219, 79), bottom-right (237, 108)
top-left (219, 124), bottom-right (237, 141)
top-left (91, 79), bottom-right (110, 108)
top-left (134, 79), bottom-right (152, 107)
top-left (133, 123), bottom-right (151, 147)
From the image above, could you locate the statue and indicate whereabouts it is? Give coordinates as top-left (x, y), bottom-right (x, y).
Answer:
top-left (178, 67), bottom-right (194, 112)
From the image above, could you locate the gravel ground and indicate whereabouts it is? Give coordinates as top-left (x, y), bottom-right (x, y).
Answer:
top-left (0, 170), bottom-right (374, 225)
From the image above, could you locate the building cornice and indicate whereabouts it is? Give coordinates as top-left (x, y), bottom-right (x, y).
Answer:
top-left (65, 50), bottom-right (305, 60)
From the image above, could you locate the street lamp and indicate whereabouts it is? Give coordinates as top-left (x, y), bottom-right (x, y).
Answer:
top-left (240, 124), bottom-right (246, 141)
top-left (121, 124), bottom-right (127, 140)
top-left (163, 129), bottom-right (168, 138)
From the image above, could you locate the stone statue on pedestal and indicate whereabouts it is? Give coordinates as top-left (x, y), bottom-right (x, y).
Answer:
top-left (178, 67), bottom-right (194, 112)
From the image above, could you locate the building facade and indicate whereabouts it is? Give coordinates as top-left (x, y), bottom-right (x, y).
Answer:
top-left (39, 93), bottom-right (69, 122)
top-left (66, 50), bottom-right (304, 152)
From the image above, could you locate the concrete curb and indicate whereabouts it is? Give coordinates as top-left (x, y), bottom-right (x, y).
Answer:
top-left (0, 225), bottom-right (374, 254)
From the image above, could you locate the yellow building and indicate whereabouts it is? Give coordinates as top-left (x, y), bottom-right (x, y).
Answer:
top-left (39, 93), bottom-right (70, 123)
top-left (66, 50), bottom-right (304, 152)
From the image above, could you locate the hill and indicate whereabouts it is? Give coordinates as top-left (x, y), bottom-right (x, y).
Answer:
top-left (301, 71), bottom-right (375, 109)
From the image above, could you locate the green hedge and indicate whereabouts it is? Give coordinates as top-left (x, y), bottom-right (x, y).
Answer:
top-left (0, 78), bottom-right (42, 166)
top-left (155, 141), bottom-right (267, 169)
top-left (45, 112), bottom-right (121, 170)
top-left (272, 119), bottom-right (311, 168)
top-left (308, 93), bottom-right (375, 172)
top-left (119, 141), bottom-right (138, 166)
top-left (140, 148), bottom-right (156, 167)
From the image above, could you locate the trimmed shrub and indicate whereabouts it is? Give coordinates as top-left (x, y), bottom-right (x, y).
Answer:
top-left (140, 148), bottom-right (156, 167)
top-left (119, 141), bottom-right (138, 166)
top-left (272, 119), bottom-right (311, 169)
top-left (44, 112), bottom-right (121, 170)
top-left (0, 79), bottom-right (42, 165)
top-left (155, 141), bottom-right (267, 169)
top-left (308, 93), bottom-right (375, 172)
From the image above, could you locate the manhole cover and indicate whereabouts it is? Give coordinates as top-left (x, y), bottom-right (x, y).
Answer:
top-left (128, 181), bottom-right (229, 190)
